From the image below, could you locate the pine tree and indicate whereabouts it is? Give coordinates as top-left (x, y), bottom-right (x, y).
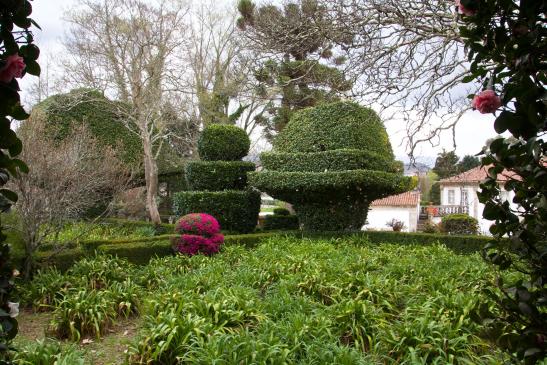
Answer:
top-left (237, 0), bottom-right (352, 139)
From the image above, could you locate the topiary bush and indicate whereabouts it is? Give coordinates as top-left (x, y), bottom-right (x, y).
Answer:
top-left (185, 161), bottom-right (255, 191)
top-left (441, 214), bottom-right (479, 235)
top-left (198, 124), bottom-right (251, 161)
top-left (173, 190), bottom-right (260, 233)
top-left (250, 101), bottom-right (411, 231)
top-left (174, 125), bottom-right (260, 233)
top-left (171, 213), bottom-right (224, 256)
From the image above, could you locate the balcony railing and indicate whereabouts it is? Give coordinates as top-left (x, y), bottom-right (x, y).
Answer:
top-left (420, 205), bottom-right (469, 218)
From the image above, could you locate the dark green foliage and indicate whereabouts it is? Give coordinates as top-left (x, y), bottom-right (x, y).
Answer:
top-left (250, 170), bottom-right (411, 203)
top-left (32, 89), bottom-right (183, 175)
top-left (33, 89), bottom-right (141, 167)
top-left (273, 208), bottom-right (290, 216)
top-left (98, 241), bottom-right (174, 265)
top-left (430, 182), bottom-right (441, 204)
top-left (441, 214), bottom-right (479, 235)
top-left (432, 149), bottom-right (460, 179)
top-left (101, 218), bottom-right (174, 232)
top-left (458, 1), bottom-right (547, 362)
top-left (260, 149), bottom-right (399, 173)
top-left (197, 124), bottom-right (250, 161)
top-left (237, 1), bottom-right (353, 137)
top-left (81, 235), bottom-right (176, 251)
top-left (1, 0), bottom-right (40, 354)
top-left (251, 101), bottom-right (409, 231)
top-left (178, 125), bottom-right (259, 233)
top-left (173, 190), bottom-right (261, 233)
top-left (185, 161), bottom-right (255, 191)
top-left (274, 102), bottom-right (394, 159)
top-left (264, 215), bottom-right (299, 231)
top-left (458, 155), bottom-right (481, 172)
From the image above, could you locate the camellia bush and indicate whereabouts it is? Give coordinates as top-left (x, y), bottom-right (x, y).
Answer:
top-left (250, 101), bottom-right (411, 231)
top-left (0, 0), bottom-right (41, 358)
top-left (455, 0), bottom-right (546, 362)
top-left (171, 213), bottom-right (224, 256)
top-left (173, 125), bottom-right (260, 233)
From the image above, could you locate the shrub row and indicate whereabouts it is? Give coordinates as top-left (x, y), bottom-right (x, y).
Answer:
top-left (38, 231), bottom-right (498, 272)
top-left (173, 190), bottom-right (261, 233)
top-left (185, 161), bottom-right (256, 191)
top-left (249, 170), bottom-right (411, 202)
top-left (101, 218), bottom-right (175, 232)
top-left (260, 149), bottom-right (399, 173)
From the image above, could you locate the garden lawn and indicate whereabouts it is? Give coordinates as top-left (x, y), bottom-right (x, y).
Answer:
top-left (15, 236), bottom-right (510, 364)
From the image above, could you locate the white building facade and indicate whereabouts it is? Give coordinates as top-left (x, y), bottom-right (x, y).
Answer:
top-left (363, 191), bottom-right (421, 232)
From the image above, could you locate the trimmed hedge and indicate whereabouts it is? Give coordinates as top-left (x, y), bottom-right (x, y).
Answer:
top-left (173, 190), bottom-right (261, 233)
top-left (198, 124), bottom-right (250, 161)
top-left (264, 215), bottom-right (299, 230)
top-left (361, 231), bottom-right (493, 254)
top-left (260, 149), bottom-right (399, 173)
top-left (28, 230), bottom-right (496, 271)
top-left (249, 170), bottom-right (412, 202)
top-left (273, 101), bottom-right (394, 159)
top-left (81, 234), bottom-right (176, 251)
top-left (102, 218), bottom-right (175, 232)
top-left (441, 214), bottom-right (479, 235)
top-left (185, 161), bottom-right (256, 191)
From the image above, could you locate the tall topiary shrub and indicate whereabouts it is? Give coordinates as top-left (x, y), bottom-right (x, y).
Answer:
top-left (173, 125), bottom-right (260, 233)
top-left (249, 101), bottom-right (411, 231)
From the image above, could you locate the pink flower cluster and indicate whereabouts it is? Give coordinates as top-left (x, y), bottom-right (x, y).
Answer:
top-left (0, 54), bottom-right (25, 84)
top-left (472, 90), bottom-right (502, 114)
top-left (173, 213), bottom-right (224, 256)
top-left (174, 234), bottom-right (224, 256)
top-left (175, 213), bottom-right (220, 236)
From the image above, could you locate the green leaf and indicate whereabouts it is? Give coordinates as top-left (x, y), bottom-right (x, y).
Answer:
top-left (0, 189), bottom-right (18, 203)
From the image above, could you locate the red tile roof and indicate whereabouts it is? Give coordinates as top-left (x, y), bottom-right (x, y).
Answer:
top-left (371, 190), bottom-right (420, 207)
top-left (439, 165), bottom-right (515, 184)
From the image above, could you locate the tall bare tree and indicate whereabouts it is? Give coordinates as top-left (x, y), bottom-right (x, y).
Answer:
top-left (62, 0), bottom-right (190, 224)
top-left (11, 118), bottom-right (130, 278)
top-left (318, 0), bottom-right (475, 157)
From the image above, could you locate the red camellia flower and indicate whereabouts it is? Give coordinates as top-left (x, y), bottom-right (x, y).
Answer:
top-left (455, 0), bottom-right (477, 16)
top-left (0, 54), bottom-right (26, 83)
top-left (472, 90), bottom-right (502, 114)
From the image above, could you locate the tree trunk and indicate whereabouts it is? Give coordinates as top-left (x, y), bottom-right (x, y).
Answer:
top-left (142, 137), bottom-right (161, 225)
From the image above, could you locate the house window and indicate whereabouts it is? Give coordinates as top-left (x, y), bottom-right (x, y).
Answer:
top-left (461, 190), bottom-right (469, 205)
top-left (448, 189), bottom-right (455, 204)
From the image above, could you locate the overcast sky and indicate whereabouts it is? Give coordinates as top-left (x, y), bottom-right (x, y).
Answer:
top-left (23, 0), bottom-right (499, 164)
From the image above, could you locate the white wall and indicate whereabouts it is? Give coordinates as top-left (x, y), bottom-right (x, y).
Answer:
top-left (440, 183), bottom-right (516, 234)
top-left (363, 206), bottom-right (418, 232)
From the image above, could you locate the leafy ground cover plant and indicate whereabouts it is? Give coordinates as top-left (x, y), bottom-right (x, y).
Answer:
top-left (16, 237), bottom-right (521, 364)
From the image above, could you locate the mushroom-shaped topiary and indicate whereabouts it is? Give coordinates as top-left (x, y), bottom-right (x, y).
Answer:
top-left (249, 101), bottom-right (411, 231)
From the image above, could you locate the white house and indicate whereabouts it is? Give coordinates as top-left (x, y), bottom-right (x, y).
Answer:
top-left (438, 165), bottom-right (516, 234)
top-left (363, 190), bottom-right (421, 232)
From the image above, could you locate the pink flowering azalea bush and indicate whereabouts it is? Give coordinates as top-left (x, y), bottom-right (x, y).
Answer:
top-left (172, 213), bottom-right (224, 256)
top-left (175, 213), bottom-right (221, 236)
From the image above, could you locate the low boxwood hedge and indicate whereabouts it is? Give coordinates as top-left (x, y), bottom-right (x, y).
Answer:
top-left (260, 149), bottom-right (399, 173)
top-left (27, 230), bottom-right (496, 272)
top-left (185, 161), bottom-right (256, 191)
top-left (173, 190), bottom-right (261, 233)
